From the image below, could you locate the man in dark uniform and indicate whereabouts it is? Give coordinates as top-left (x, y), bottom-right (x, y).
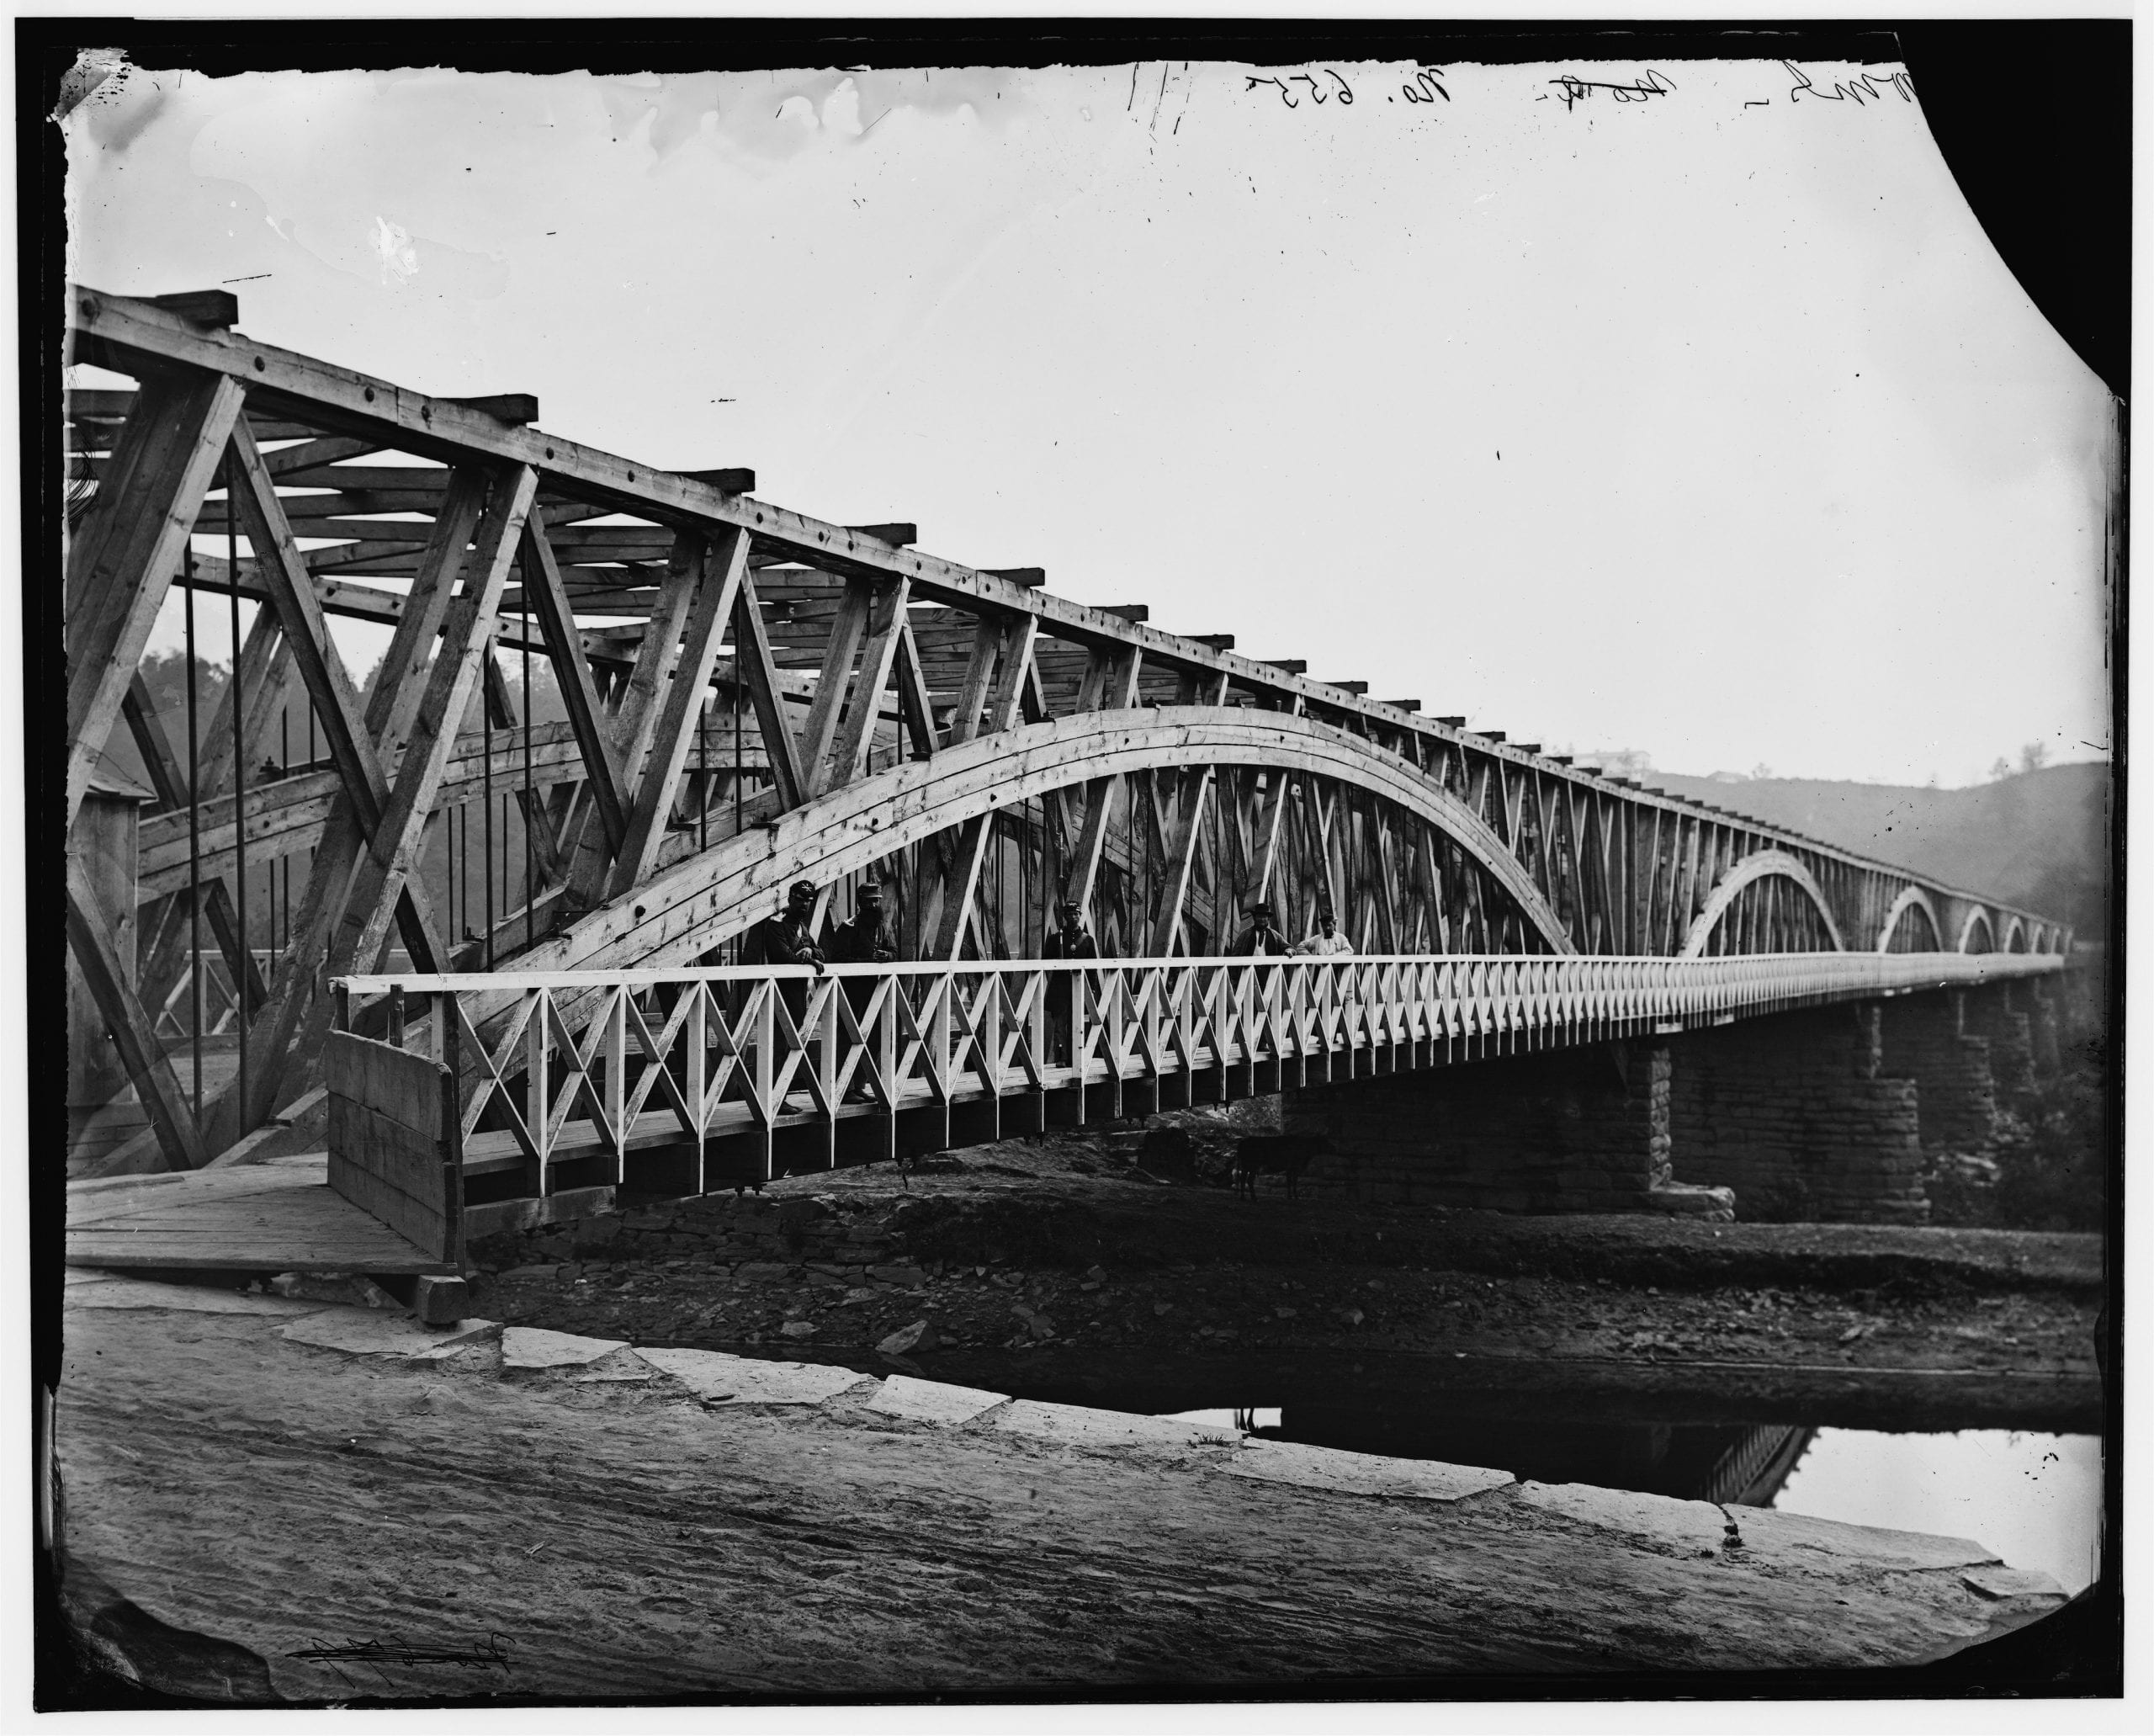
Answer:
top-left (826, 879), bottom-right (897, 969)
top-left (1232, 900), bottom-right (1292, 958)
top-left (1043, 896), bottom-right (1101, 1065)
top-left (742, 879), bottom-right (825, 1023)
top-left (825, 881), bottom-right (898, 1102)
top-left (740, 879), bottom-right (828, 1107)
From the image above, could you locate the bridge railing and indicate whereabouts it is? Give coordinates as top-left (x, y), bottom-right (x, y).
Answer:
top-left (332, 948), bottom-right (2063, 1197)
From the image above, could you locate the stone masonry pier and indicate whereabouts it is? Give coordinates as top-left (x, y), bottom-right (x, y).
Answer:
top-left (1286, 974), bottom-right (2089, 1226)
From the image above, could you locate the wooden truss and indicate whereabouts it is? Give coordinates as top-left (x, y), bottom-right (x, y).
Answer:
top-left (60, 289), bottom-right (2067, 1171)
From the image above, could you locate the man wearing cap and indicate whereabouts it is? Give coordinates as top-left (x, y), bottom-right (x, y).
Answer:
top-left (743, 879), bottom-right (825, 1014)
top-left (1292, 905), bottom-right (1355, 958)
top-left (743, 880), bottom-right (828, 1105)
top-left (827, 879), bottom-right (897, 968)
top-left (825, 881), bottom-right (896, 1102)
top-left (1043, 897), bottom-right (1101, 1064)
top-left (1232, 900), bottom-right (1292, 958)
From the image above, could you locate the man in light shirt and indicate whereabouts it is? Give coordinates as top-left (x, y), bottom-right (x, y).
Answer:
top-left (1293, 906), bottom-right (1355, 958)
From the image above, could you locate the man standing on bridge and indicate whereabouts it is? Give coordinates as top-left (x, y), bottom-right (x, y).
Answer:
top-left (826, 880), bottom-right (897, 1102)
top-left (826, 879), bottom-right (897, 969)
top-left (744, 879), bottom-right (829, 1106)
top-left (1293, 905), bottom-right (1355, 958)
top-left (1044, 896), bottom-right (1101, 1064)
top-left (1233, 900), bottom-right (1292, 958)
top-left (743, 879), bottom-right (825, 1013)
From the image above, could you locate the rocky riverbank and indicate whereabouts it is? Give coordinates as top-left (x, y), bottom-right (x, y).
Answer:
top-left (459, 1128), bottom-right (2104, 1434)
top-left (54, 1272), bottom-right (2074, 1703)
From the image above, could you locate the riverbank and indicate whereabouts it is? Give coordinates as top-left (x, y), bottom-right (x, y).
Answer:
top-left (54, 1272), bottom-right (2070, 1703)
top-left (463, 1129), bottom-right (2104, 1435)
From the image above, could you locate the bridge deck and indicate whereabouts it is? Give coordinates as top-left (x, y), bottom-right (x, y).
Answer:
top-left (320, 948), bottom-right (2069, 1251)
top-left (66, 1156), bottom-right (457, 1276)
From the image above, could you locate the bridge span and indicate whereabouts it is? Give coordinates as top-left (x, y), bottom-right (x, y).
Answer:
top-left (61, 284), bottom-right (2069, 1208)
top-left (321, 947), bottom-right (2061, 1256)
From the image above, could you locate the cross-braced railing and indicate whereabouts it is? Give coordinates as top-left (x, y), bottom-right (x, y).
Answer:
top-left (336, 948), bottom-right (2065, 1206)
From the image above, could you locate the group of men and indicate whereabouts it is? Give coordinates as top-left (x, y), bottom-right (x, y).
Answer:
top-left (743, 880), bottom-right (1356, 978)
top-left (740, 879), bottom-right (1358, 1081)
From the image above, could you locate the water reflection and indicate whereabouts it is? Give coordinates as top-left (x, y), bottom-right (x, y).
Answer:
top-left (1160, 1404), bottom-right (2101, 1593)
top-left (1775, 1429), bottom-right (2101, 1595)
top-left (1164, 1405), bottom-right (1817, 1505)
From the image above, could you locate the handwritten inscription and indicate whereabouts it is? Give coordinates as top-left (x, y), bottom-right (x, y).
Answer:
top-left (1547, 68), bottom-right (1677, 111)
top-left (1244, 68), bottom-right (1354, 109)
top-left (1234, 60), bottom-right (1913, 120)
top-left (1782, 61), bottom-right (1915, 104)
top-left (1401, 68), bottom-right (1451, 104)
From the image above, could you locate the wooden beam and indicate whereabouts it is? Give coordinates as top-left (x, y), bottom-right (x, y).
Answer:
top-left (66, 857), bottom-right (205, 1172)
top-left (795, 577), bottom-right (876, 798)
top-left (829, 577), bottom-right (911, 789)
top-left (1149, 767), bottom-right (1215, 956)
top-left (333, 465), bottom-right (540, 974)
top-left (517, 520), bottom-right (629, 852)
top-left (563, 532), bottom-right (708, 902)
top-left (890, 621), bottom-right (939, 762)
top-left (227, 417), bottom-right (447, 972)
top-left (65, 369), bottom-right (248, 825)
top-left (729, 571), bottom-right (805, 812)
top-left (607, 525), bottom-right (751, 893)
top-left (928, 620), bottom-right (1037, 959)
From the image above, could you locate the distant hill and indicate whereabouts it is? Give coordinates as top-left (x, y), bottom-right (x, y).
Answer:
top-left (1646, 762), bottom-right (2112, 933)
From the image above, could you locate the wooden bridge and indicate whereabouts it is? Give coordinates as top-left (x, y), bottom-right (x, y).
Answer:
top-left (61, 287), bottom-right (2068, 1229)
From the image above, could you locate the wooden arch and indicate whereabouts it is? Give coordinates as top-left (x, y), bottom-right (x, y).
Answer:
top-left (2003, 916), bottom-right (2029, 953)
top-left (1679, 849), bottom-right (1847, 958)
top-left (1956, 908), bottom-right (1997, 954)
top-left (1875, 884), bottom-right (1944, 953)
top-left (517, 707), bottom-right (1580, 985)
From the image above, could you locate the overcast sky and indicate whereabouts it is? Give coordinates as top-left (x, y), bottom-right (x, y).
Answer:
top-left (65, 54), bottom-right (2115, 788)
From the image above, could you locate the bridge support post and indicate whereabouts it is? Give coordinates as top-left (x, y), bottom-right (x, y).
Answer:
top-left (1879, 991), bottom-right (1997, 1163)
top-left (1960, 982), bottom-right (2040, 1103)
top-left (2022, 978), bottom-right (2064, 1074)
top-left (1668, 1006), bottom-right (1928, 1224)
top-left (1280, 1040), bottom-right (1696, 1215)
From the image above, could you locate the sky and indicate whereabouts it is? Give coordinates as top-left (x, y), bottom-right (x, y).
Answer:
top-left (63, 53), bottom-right (2117, 788)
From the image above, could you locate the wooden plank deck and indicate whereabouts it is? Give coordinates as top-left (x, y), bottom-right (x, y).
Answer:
top-left (66, 1154), bottom-right (457, 1275)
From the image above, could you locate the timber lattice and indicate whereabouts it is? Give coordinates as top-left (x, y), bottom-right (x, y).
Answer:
top-left (60, 286), bottom-right (2070, 1174)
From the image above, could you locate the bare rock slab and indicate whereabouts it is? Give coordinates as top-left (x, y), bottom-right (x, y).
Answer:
top-left (69, 1278), bottom-right (326, 1318)
top-left (639, 1346), bottom-right (877, 1406)
top-left (1225, 1441), bottom-right (1514, 1503)
top-left (1730, 1506), bottom-right (2000, 1573)
top-left (1516, 1482), bottom-right (1731, 1556)
top-left (280, 1309), bottom-right (501, 1360)
top-left (989, 1399), bottom-right (1242, 1457)
top-left (501, 1326), bottom-right (629, 1371)
top-left (866, 1373), bottom-right (1010, 1426)
top-left (1961, 1564), bottom-right (2068, 1602)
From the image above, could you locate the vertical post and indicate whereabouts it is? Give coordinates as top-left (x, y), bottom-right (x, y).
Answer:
top-left (386, 986), bottom-right (406, 1049)
top-left (686, 984), bottom-right (708, 1195)
top-left (440, 999), bottom-right (465, 1269)
top-left (748, 983), bottom-right (773, 1187)
top-left (526, 989), bottom-right (550, 1197)
top-left (815, 976), bottom-right (838, 1170)
top-left (604, 985), bottom-right (627, 1185)
top-left (878, 969), bottom-right (899, 1165)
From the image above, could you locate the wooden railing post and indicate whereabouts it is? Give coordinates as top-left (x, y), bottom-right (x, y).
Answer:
top-left (687, 982), bottom-right (708, 1194)
top-left (526, 988), bottom-right (551, 1197)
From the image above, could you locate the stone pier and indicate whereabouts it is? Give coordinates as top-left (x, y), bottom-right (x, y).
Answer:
top-left (1881, 991), bottom-right (1998, 1161)
top-left (1962, 980), bottom-right (2040, 1105)
top-left (1668, 1006), bottom-right (1929, 1224)
top-left (1283, 1043), bottom-right (1730, 1219)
